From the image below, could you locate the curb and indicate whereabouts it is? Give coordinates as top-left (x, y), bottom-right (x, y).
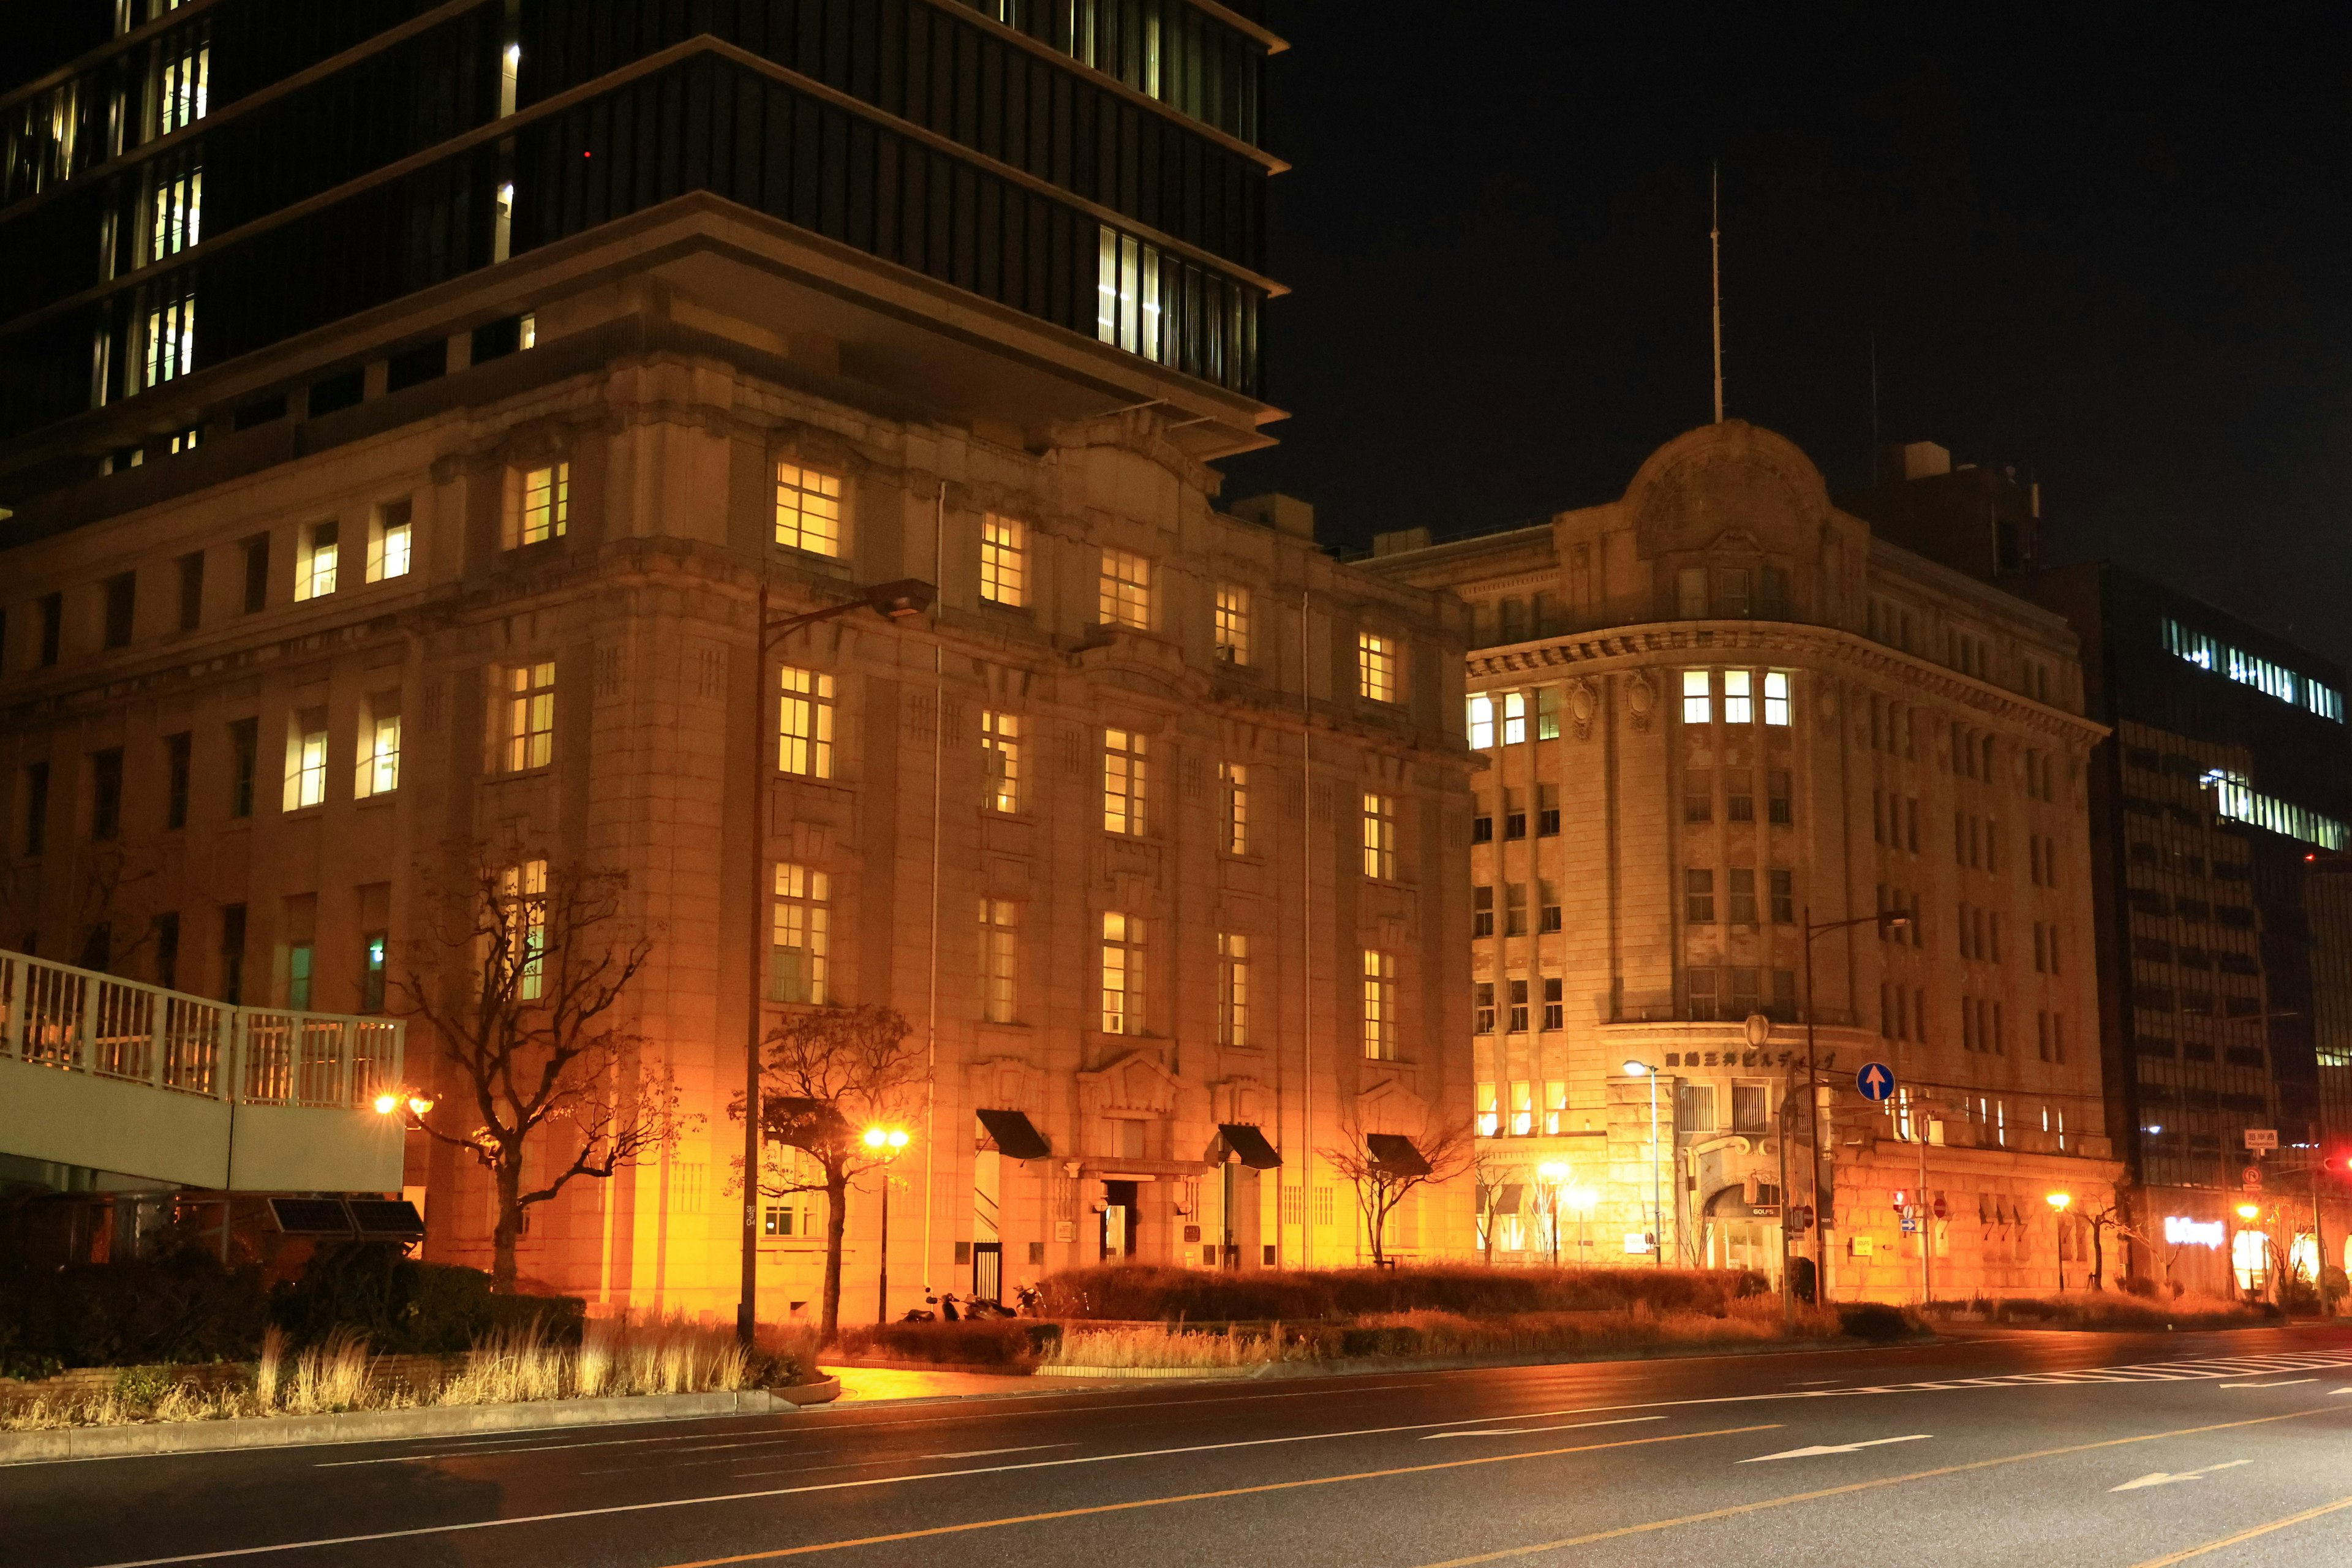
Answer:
top-left (0, 1387), bottom-right (797, 1466)
top-left (1034, 1363), bottom-right (1257, 1379)
top-left (778, 1377), bottom-right (842, 1406)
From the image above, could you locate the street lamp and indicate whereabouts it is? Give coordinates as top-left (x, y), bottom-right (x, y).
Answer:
top-left (2047, 1191), bottom-right (2072, 1292)
top-left (2235, 1202), bottom-right (2262, 1300)
top-left (372, 1090), bottom-right (434, 1120)
top-left (1800, 907), bottom-right (1909, 1306)
top-left (1536, 1161), bottom-right (1570, 1265)
top-left (864, 1125), bottom-right (911, 1324)
top-left (737, 577), bottom-right (933, 1348)
top-left (1623, 1059), bottom-right (1662, 1267)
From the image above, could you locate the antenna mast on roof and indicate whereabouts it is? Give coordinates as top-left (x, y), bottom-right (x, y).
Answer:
top-left (1710, 162), bottom-right (1725, 424)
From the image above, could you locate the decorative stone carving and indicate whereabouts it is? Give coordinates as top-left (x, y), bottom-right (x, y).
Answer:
top-left (1625, 669), bottom-right (1656, 733)
top-left (1568, 676), bottom-right (1599, 741)
top-left (1078, 1050), bottom-right (1182, 1117)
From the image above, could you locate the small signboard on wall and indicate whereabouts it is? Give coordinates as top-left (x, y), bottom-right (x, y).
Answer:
top-left (2244, 1128), bottom-right (2279, 1152)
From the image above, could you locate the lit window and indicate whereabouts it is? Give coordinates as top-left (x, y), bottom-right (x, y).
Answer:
top-left (1682, 669), bottom-right (1712, 723)
top-left (980, 514), bottom-right (1026, 606)
top-left (1103, 728), bottom-right (1148, 834)
top-left (511, 462), bottom-right (568, 547)
top-left (157, 36), bottom-right (211, 135)
top-left (504, 662), bottom-right (556, 771)
top-left (355, 697), bottom-right (401, 798)
top-left (1510, 1080), bottom-right (1533, 1135)
top-left (1764, 670), bottom-right (1790, 726)
top-left (1101, 911), bottom-right (1144, 1033)
top-left (1221, 761), bottom-right (1249, 854)
top-left (1096, 227), bottom-right (1165, 362)
top-left (1099, 549), bottom-right (1152, 629)
top-left (1724, 669), bottom-right (1753, 724)
top-left (982, 709), bottom-right (1020, 812)
top-left (1477, 1082), bottom-right (1499, 1136)
top-left (501, 859), bottom-right (548, 1000)
top-left (771, 864), bottom-right (830, 1003)
top-left (296, 521), bottom-right (338, 600)
top-left (367, 501), bottom-right (412, 582)
top-left (143, 289), bottom-right (195, 390)
top-left (1215, 585), bottom-right (1251, 663)
top-left (282, 712), bottom-right (328, 810)
top-left (1362, 793), bottom-right (1396, 879)
top-left (1502, 692), bottom-right (1526, 744)
top-left (774, 462), bottom-right (843, 556)
top-left (1468, 694), bottom-right (1495, 748)
top-left (1218, 931), bottom-right (1250, 1046)
top-left (979, 899), bottom-right (1017, 1022)
top-left (777, 666), bottom-right (835, 778)
top-left (1537, 687), bottom-right (1561, 740)
top-left (151, 165), bottom-right (202, 259)
top-left (1362, 949), bottom-right (1397, 1060)
top-left (1358, 633), bottom-right (1398, 703)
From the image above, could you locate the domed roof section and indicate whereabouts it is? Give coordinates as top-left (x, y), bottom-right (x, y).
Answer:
top-left (1619, 419), bottom-right (1834, 560)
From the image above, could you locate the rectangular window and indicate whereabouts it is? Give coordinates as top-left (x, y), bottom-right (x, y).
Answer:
top-left (1362, 793), bottom-right (1396, 878)
top-left (1473, 982), bottom-right (1496, 1036)
top-left (1504, 787), bottom-right (1528, 840)
top-left (1686, 868), bottom-right (1716, 924)
top-left (1685, 770), bottom-right (1713, 824)
top-left (1502, 692), bottom-right (1527, 745)
top-left (1096, 227), bottom-right (1167, 361)
top-left (1218, 931), bottom-right (1249, 1045)
top-left (1537, 783), bottom-right (1560, 836)
top-left (1101, 912), bottom-right (1144, 1033)
top-left (1505, 882), bottom-right (1528, 937)
top-left (296, 521), bottom-right (338, 600)
top-left (1467, 695), bottom-right (1494, 748)
top-left (89, 748), bottom-right (124, 840)
top-left (1539, 880), bottom-right (1562, 933)
top-left (1542, 978), bottom-right (1564, 1031)
top-left (241, 535), bottom-right (269, 613)
top-left (356, 695), bottom-right (401, 797)
top-left (164, 733), bottom-right (191, 830)
top-left (1214, 586), bottom-right (1250, 663)
top-left (982, 709), bottom-right (1021, 812)
top-left (1728, 867), bottom-right (1758, 925)
top-left (1676, 567), bottom-right (1708, 619)
top-left (770, 864), bottom-right (831, 1003)
top-left (218, 903), bottom-right (246, 1004)
top-left (1679, 1082), bottom-right (1719, 1133)
top-left (282, 711), bottom-right (326, 811)
top-left (1473, 884), bottom-right (1494, 939)
top-left (979, 514), bottom-right (1026, 606)
top-left (1682, 669), bottom-right (1712, 723)
top-left (1727, 768), bottom-right (1755, 823)
top-left (176, 551), bottom-right (204, 630)
top-left (1723, 669), bottom-right (1754, 725)
top-left (287, 941), bottom-right (314, 1011)
top-left (362, 930), bottom-right (386, 1012)
top-left (1763, 670), bottom-right (1791, 726)
top-left (501, 860), bottom-right (548, 1001)
top-left (1733, 1083), bottom-right (1770, 1133)
top-left (774, 462), bottom-right (842, 556)
top-left (513, 463), bottom-right (570, 548)
top-left (777, 666), bottom-right (834, 778)
top-left (1358, 633), bottom-right (1399, 703)
top-left (366, 500), bottom-right (413, 582)
top-left (1689, 965), bottom-right (1719, 1022)
top-left (153, 911), bottom-right (181, 989)
top-left (981, 899), bottom-right (1017, 1023)
top-left (228, 717), bottom-right (257, 818)
top-left (150, 162), bottom-right (203, 258)
top-left (37, 591), bottom-right (62, 665)
top-left (1768, 769), bottom-right (1792, 825)
top-left (505, 662), bottom-right (557, 772)
top-left (143, 287), bottom-right (197, 389)
top-left (1102, 728), bottom-right (1148, 834)
top-left (1510, 1080), bottom-right (1534, 1136)
top-left (1537, 686), bottom-right (1562, 741)
top-left (1477, 1082), bottom-right (1499, 1136)
top-left (1099, 549), bottom-right (1152, 628)
top-left (1769, 868), bottom-right (1794, 925)
top-left (103, 572), bottom-right (136, 648)
top-left (1221, 761), bottom-right (1249, 853)
top-left (1472, 797), bottom-right (1493, 842)
top-left (1362, 950), bottom-right (1397, 1060)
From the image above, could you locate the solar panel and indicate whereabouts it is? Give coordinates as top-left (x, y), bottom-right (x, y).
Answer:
top-left (348, 1198), bottom-right (425, 1237)
top-left (268, 1197), bottom-right (355, 1235)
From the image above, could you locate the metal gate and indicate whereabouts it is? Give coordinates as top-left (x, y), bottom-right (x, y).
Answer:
top-left (971, 1241), bottom-right (1002, 1303)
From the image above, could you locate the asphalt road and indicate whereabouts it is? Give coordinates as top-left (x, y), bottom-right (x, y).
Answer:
top-left (14, 1326), bottom-right (2352, 1568)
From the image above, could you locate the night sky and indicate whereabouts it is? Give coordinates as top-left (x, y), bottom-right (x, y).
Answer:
top-left (1214, 9), bottom-right (2352, 669)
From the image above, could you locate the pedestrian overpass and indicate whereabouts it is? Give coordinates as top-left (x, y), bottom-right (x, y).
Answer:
top-left (0, 949), bottom-right (406, 1193)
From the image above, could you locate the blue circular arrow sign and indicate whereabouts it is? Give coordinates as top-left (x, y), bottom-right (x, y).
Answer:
top-left (1855, 1061), bottom-right (1897, 1102)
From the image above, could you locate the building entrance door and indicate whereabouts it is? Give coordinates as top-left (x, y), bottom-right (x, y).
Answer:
top-left (971, 1241), bottom-right (1002, 1303)
top-left (1100, 1180), bottom-right (1138, 1261)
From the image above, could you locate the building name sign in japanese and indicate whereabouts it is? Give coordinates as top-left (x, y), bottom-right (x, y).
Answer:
top-left (2163, 1215), bottom-right (2225, 1249)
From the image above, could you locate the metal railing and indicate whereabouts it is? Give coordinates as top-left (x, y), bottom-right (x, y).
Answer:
top-left (0, 949), bottom-right (403, 1108)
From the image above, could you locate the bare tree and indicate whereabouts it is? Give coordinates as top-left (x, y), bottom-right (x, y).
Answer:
top-left (1324, 1113), bottom-right (1475, 1267)
top-left (733, 1003), bottom-right (929, 1345)
top-left (1469, 1144), bottom-right (1521, 1266)
top-left (2092, 1183), bottom-right (2181, 1297)
top-left (398, 854), bottom-right (695, 1293)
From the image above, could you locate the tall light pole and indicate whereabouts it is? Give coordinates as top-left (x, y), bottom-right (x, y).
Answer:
top-left (737, 578), bottom-right (932, 1348)
top-left (1800, 907), bottom-right (1908, 1306)
top-left (864, 1125), bottom-right (910, 1323)
top-left (1623, 1059), bottom-right (1662, 1267)
top-left (2047, 1191), bottom-right (2072, 1293)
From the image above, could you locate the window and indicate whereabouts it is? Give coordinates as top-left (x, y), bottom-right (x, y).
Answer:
top-left (774, 462), bottom-right (842, 556)
top-left (501, 861), bottom-right (548, 1001)
top-left (1101, 912), bottom-right (1144, 1033)
top-left (770, 864), bottom-right (831, 1003)
top-left (982, 710), bottom-right (1021, 812)
top-left (1686, 869), bottom-right (1716, 924)
top-left (104, 572), bottom-right (136, 647)
top-left (1103, 728), bottom-right (1148, 834)
top-left (164, 733), bottom-right (191, 830)
top-left (1764, 671), bottom-right (1791, 726)
top-left (153, 911), bottom-right (181, 989)
top-left (90, 749), bottom-right (124, 841)
top-left (1358, 634), bottom-right (1399, 703)
top-left (356, 695), bottom-right (401, 797)
top-left (1504, 788), bottom-right (1528, 840)
top-left (1218, 932), bottom-right (1249, 1045)
top-left (1215, 586), bottom-right (1250, 663)
top-left (1760, 567), bottom-right (1790, 619)
top-left (296, 522), bottom-right (338, 600)
top-left (1728, 867), bottom-right (1758, 925)
top-left (1716, 569), bottom-right (1751, 619)
top-left (143, 285), bottom-right (197, 390)
top-left (367, 501), bottom-right (412, 582)
top-left (1472, 796), bottom-right (1493, 843)
top-left (1505, 882), bottom-right (1528, 937)
top-left (1539, 880), bottom-right (1562, 933)
top-left (1768, 769), bottom-right (1792, 825)
top-left (1362, 950), bottom-right (1397, 1059)
top-left (1679, 1082), bottom-right (1719, 1133)
top-left (1537, 687), bottom-right (1562, 740)
top-left (362, 931), bottom-right (386, 1012)
top-left (218, 903), bottom-right (247, 1004)
top-left (1770, 869), bottom-right (1794, 925)
top-left (1676, 567), bottom-right (1708, 619)
top-left (511, 463), bottom-right (570, 548)
top-left (505, 662), bottom-right (557, 771)
top-left (980, 899), bottom-right (1017, 1022)
top-left (1536, 784), bottom-right (1560, 837)
top-left (978, 514), bottom-right (1026, 606)
top-left (1727, 769), bottom-right (1754, 823)
top-left (1477, 1082), bottom-right (1499, 1136)
top-left (1689, 966), bottom-right (1719, 1021)
top-left (1542, 978), bottom-right (1564, 1031)
top-left (1467, 695), bottom-right (1494, 748)
top-left (176, 551), bottom-right (204, 630)
top-left (1363, 793), bottom-right (1396, 878)
top-left (1502, 692), bottom-right (1527, 744)
top-left (1724, 669), bottom-right (1754, 724)
top-left (1474, 982), bottom-right (1496, 1035)
top-left (1473, 884), bottom-right (1494, 938)
top-left (228, 718), bottom-right (257, 818)
top-left (1220, 761), bottom-right (1249, 853)
top-left (1096, 227), bottom-right (1167, 361)
top-left (1685, 770), bottom-right (1713, 824)
top-left (1733, 1083), bottom-right (1770, 1133)
top-left (1682, 669), bottom-right (1711, 723)
top-left (287, 939), bottom-right (314, 1011)
top-left (241, 535), bottom-right (269, 613)
top-left (1099, 549), bottom-right (1152, 628)
top-left (282, 711), bottom-right (327, 810)
top-left (150, 161), bottom-right (203, 258)
top-left (777, 666), bottom-right (834, 777)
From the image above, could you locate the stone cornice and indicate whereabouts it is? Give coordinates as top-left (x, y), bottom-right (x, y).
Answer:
top-left (1468, 619), bottom-right (2110, 746)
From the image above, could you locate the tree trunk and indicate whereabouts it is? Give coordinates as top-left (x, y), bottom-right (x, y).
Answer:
top-left (2090, 1221), bottom-right (2105, 1291)
top-left (820, 1168), bottom-right (849, 1345)
top-left (492, 1156), bottom-right (524, 1294)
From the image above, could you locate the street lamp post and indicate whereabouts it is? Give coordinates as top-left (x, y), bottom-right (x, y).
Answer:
top-left (1622, 1060), bottom-right (1662, 1267)
top-left (864, 1125), bottom-right (911, 1324)
top-left (2047, 1191), bottom-right (2072, 1292)
top-left (1800, 907), bottom-right (1909, 1306)
top-left (737, 578), bottom-right (932, 1349)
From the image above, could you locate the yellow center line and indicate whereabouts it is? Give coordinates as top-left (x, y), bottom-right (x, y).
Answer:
top-left (649, 1423), bottom-right (1784, 1567)
top-left (1406, 1405), bottom-right (2340, 1567)
top-left (2125, 1494), bottom-right (2352, 1567)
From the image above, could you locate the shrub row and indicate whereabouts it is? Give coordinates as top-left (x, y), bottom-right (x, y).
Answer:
top-left (1036, 1264), bottom-right (1771, 1324)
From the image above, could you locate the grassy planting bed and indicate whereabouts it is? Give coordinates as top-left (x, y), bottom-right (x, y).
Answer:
top-left (1924, 1293), bottom-right (2276, 1333)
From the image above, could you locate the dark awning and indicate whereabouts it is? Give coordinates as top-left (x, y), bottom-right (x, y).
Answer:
top-left (1216, 1123), bottom-right (1283, 1169)
top-left (976, 1107), bottom-right (1051, 1161)
top-left (1492, 1183), bottom-right (1525, 1216)
top-left (1366, 1133), bottom-right (1432, 1177)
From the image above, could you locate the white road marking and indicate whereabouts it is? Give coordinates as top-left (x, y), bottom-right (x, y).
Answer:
top-left (1740, 1434), bottom-right (1934, 1463)
top-left (2111, 1458), bottom-right (2254, 1491)
top-left (2217, 1379), bottom-right (2316, 1389)
top-left (1422, 1418), bottom-right (1660, 1440)
top-left (925, 1444), bottom-right (1074, 1458)
top-left (1789, 1379), bottom-right (1847, 1386)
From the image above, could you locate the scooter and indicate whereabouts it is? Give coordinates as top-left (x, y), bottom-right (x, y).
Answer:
top-left (1014, 1283), bottom-right (1045, 1317)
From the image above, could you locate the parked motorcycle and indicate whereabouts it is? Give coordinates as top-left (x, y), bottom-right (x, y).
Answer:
top-left (1014, 1283), bottom-right (1045, 1317)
